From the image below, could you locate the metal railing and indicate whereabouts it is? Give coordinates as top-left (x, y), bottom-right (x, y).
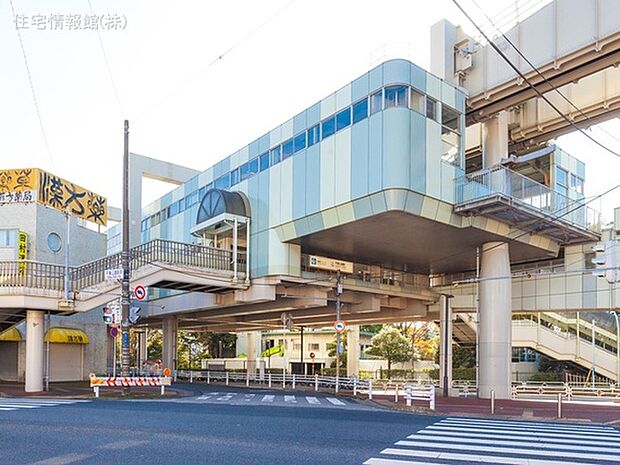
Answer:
top-left (0, 239), bottom-right (246, 293)
top-left (175, 370), bottom-right (437, 409)
top-left (455, 166), bottom-right (600, 231)
top-left (512, 381), bottom-right (620, 400)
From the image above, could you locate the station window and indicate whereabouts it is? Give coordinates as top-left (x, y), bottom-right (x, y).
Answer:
top-left (370, 89), bottom-right (383, 114)
top-left (308, 343), bottom-right (320, 351)
top-left (426, 97), bottom-right (438, 122)
top-left (140, 220), bottom-right (148, 232)
top-left (215, 173), bottom-right (230, 190)
top-left (240, 158), bottom-right (259, 180)
top-left (352, 98), bottom-right (368, 123)
top-left (293, 132), bottom-right (306, 153)
top-left (168, 201), bottom-right (180, 217)
top-left (384, 85), bottom-right (407, 108)
top-left (321, 116), bottom-right (336, 139)
top-left (441, 105), bottom-right (460, 132)
top-left (410, 88), bottom-right (425, 114)
top-left (230, 168), bottom-right (239, 186)
top-left (282, 139), bottom-right (294, 159)
top-left (259, 152), bottom-right (270, 171)
top-left (307, 124), bottom-right (320, 146)
top-left (441, 130), bottom-right (460, 166)
top-left (336, 107), bottom-right (351, 131)
top-left (271, 145), bottom-right (282, 165)
top-left (571, 174), bottom-right (584, 194)
top-left (186, 190), bottom-right (199, 207)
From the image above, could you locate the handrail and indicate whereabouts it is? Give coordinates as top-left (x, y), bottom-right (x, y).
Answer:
top-left (0, 238), bottom-right (247, 293)
top-left (455, 165), bottom-right (600, 231)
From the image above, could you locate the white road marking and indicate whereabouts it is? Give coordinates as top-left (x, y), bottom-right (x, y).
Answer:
top-left (444, 416), bottom-right (613, 431)
top-left (365, 458), bottom-right (438, 465)
top-left (393, 439), bottom-right (620, 462)
top-left (438, 418), bottom-right (620, 436)
top-left (426, 424), bottom-right (620, 441)
top-left (261, 395), bottom-right (275, 402)
top-left (326, 397), bottom-right (345, 405)
top-left (306, 396), bottom-right (320, 405)
top-left (284, 395), bottom-right (297, 403)
top-left (244, 394), bottom-right (256, 401)
top-left (97, 440), bottom-right (149, 450)
top-left (31, 453), bottom-right (92, 465)
top-left (379, 447), bottom-right (603, 465)
top-left (0, 407), bottom-right (17, 411)
top-left (417, 428), bottom-right (620, 447)
top-left (405, 433), bottom-right (620, 454)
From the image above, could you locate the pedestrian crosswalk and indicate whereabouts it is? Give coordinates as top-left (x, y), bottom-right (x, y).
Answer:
top-left (363, 416), bottom-right (620, 465)
top-left (0, 398), bottom-right (90, 412)
top-left (186, 391), bottom-right (358, 409)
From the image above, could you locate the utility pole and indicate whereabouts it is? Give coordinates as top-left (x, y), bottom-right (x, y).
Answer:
top-left (335, 270), bottom-right (342, 378)
top-left (121, 119), bottom-right (131, 387)
top-left (592, 318), bottom-right (596, 388)
top-left (300, 326), bottom-right (304, 374)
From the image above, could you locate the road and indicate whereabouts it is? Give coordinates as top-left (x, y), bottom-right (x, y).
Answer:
top-left (1, 384), bottom-right (619, 465)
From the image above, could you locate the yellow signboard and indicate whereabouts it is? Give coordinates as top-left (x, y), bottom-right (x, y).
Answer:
top-left (0, 168), bottom-right (107, 226)
top-left (18, 230), bottom-right (27, 274)
top-left (308, 255), bottom-right (354, 273)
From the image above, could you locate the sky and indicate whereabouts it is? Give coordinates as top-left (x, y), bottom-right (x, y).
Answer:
top-left (2, 0), bottom-right (620, 226)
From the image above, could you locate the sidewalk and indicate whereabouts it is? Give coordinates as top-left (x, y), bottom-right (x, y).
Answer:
top-left (372, 394), bottom-right (620, 424)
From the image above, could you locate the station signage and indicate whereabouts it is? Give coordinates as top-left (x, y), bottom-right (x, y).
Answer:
top-left (308, 255), bottom-right (353, 273)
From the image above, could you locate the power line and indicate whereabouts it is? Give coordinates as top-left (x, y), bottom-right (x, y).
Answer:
top-left (134, 0), bottom-right (297, 123)
top-left (87, 0), bottom-right (124, 117)
top-left (452, 0), bottom-right (620, 160)
top-left (8, 0), bottom-right (55, 170)
top-left (468, 0), bottom-right (620, 148)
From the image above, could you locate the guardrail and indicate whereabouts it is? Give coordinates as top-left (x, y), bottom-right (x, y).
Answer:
top-left (512, 381), bottom-right (620, 400)
top-left (175, 370), bottom-right (437, 410)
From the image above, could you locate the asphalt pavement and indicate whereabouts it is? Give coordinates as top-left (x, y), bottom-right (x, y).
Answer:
top-left (1, 384), bottom-right (619, 465)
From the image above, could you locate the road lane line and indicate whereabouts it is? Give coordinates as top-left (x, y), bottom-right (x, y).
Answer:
top-left (97, 440), bottom-right (149, 450)
top-left (244, 394), bottom-right (256, 401)
top-left (326, 397), bottom-right (345, 405)
top-left (438, 419), bottom-right (620, 436)
top-left (261, 395), bottom-right (274, 402)
top-left (31, 453), bottom-right (92, 465)
top-left (426, 425), bottom-right (620, 441)
top-left (284, 395), bottom-right (296, 403)
top-left (444, 417), bottom-right (614, 431)
top-left (305, 396), bottom-right (320, 405)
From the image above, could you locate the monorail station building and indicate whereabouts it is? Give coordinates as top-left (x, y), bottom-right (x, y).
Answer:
top-left (3, 2), bottom-right (620, 398)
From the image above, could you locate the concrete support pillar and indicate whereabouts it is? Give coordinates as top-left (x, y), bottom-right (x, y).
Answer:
top-left (162, 317), bottom-right (178, 373)
top-left (482, 111), bottom-right (509, 167)
top-left (25, 310), bottom-right (44, 392)
top-left (138, 330), bottom-right (148, 373)
top-left (346, 325), bottom-right (360, 377)
top-left (479, 241), bottom-right (512, 399)
top-left (246, 332), bottom-right (257, 374)
top-left (439, 295), bottom-right (453, 396)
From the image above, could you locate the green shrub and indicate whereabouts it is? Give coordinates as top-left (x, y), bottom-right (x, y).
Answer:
top-left (528, 371), bottom-right (563, 382)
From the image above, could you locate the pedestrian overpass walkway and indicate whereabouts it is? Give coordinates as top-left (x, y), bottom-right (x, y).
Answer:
top-left (0, 239), bottom-right (248, 331)
top-left (453, 311), bottom-right (620, 382)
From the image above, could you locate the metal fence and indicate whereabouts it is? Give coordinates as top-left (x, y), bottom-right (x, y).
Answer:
top-left (455, 166), bottom-right (600, 230)
top-left (0, 239), bottom-right (246, 293)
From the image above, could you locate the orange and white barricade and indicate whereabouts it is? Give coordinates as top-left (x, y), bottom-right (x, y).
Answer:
top-left (89, 374), bottom-right (172, 397)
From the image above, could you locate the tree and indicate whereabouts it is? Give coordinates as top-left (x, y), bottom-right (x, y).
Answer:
top-left (366, 327), bottom-right (413, 378)
top-left (327, 333), bottom-right (347, 370)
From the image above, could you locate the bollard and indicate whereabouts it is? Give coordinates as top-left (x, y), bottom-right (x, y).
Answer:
top-left (292, 374), bottom-right (296, 390)
top-left (557, 393), bottom-right (562, 418)
top-left (226, 372), bottom-right (229, 386)
top-left (315, 374), bottom-right (318, 392)
top-left (246, 372), bottom-right (250, 387)
top-left (395, 384), bottom-right (399, 403)
top-left (207, 371), bottom-right (210, 384)
top-left (283, 372), bottom-right (286, 389)
top-left (268, 373), bottom-right (272, 388)
top-left (490, 390), bottom-right (495, 415)
top-left (336, 376), bottom-right (339, 394)
top-left (368, 379), bottom-right (373, 400)
top-left (190, 370), bottom-right (193, 383)
top-left (406, 384), bottom-right (412, 407)
top-left (353, 378), bottom-right (358, 397)
top-left (161, 385), bottom-right (165, 396)
top-left (429, 386), bottom-right (435, 411)
top-left (94, 386), bottom-right (99, 398)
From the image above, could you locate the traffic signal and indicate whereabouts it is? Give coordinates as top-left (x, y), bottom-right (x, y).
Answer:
top-left (592, 240), bottom-right (617, 284)
top-left (129, 306), bottom-right (141, 325)
top-left (102, 307), bottom-right (113, 325)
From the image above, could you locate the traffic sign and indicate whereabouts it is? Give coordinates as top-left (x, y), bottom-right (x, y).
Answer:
top-left (109, 326), bottom-right (119, 338)
top-left (309, 352), bottom-right (315, 359)
top-left (134, 285), bottom-right (146, 301)
top-left (105, 268), bottom-right (124, 280)
top-left (163, 367), bottom-right (171, 377)
top-left (334, 320), bottom-right (346, 333)
top-left (108, 302), bottom-right (122, 325)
